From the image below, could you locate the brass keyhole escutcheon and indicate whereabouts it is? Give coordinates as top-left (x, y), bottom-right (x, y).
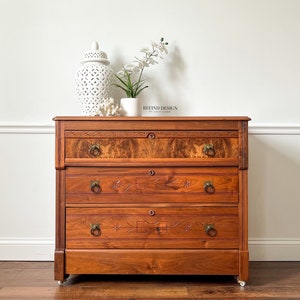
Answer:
top-left (149, 210), bottom-right (156, 216)
top-left (148, 169), bottom-right (155, 176)
top-left (147, 133), bottom-right (156, 139)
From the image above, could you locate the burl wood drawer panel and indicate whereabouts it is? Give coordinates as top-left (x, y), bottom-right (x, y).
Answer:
top-left (65, 249), bottom-right (239, 275)
top-left (66, 207), bottom-right (239, 249)
top-left (65, 167), bottom-right (239, 204)
top-left (64, 130), bottom-right (239, 160)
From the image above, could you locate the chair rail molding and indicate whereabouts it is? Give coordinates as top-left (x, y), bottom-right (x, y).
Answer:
top-left (0, 122), bottom-right (54, 134)
top-left (249, 124), bottom-right (300, 135)
top-left (1, 122), bottom-right (300, 135)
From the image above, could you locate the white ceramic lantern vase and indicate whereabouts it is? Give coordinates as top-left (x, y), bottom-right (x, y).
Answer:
top-left (75, 41), bottom-right (114, 116)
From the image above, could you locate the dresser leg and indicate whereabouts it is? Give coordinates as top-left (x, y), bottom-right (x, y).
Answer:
top-left (54, 250), bottom-right (67, 283)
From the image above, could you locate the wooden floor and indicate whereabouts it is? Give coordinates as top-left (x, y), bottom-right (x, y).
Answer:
top-left (0, 262), bottom-right (300, 299)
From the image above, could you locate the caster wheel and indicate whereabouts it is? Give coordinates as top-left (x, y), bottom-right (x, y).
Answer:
top-left (238, 279), bottom-right (246, 287)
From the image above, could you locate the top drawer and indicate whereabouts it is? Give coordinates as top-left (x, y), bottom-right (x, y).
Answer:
top-left (54, 117), bottom-right (249, 169)
top-left (65, 130), bottom-right (239, 160)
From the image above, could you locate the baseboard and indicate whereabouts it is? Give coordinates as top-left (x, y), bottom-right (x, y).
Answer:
top-left (1, 238), bottom-right (300, 261)
top-left (0, 238), bottom-right (54, 261)
top-left (249, 239), bottom-right (300, 261)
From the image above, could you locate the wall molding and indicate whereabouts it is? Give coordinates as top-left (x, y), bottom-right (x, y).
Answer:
top-left (0, 123), bottom-right (54, 134)
top-left (1, 122), bottom-right (300, 135)
top-left (0, 238), bottom-right (54, 261)
top-left (249, 239), bottom-right (300, 261)
top-left (249, 125), bottom-right (300, 135)
top-left (0, 238), bottom-right (300, 261)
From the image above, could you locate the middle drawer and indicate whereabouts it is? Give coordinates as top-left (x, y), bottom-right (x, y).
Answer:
top-left (66, 206), bottom-right (239, 249)
top-left (66, 167), bottom-right (238, 204)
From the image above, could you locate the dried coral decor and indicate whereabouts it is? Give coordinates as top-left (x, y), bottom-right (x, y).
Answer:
top-left (54, 116), bottom-right (250, 286)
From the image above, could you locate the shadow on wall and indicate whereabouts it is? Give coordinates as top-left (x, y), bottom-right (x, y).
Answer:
top-left (146, 44), bottom-right (187, 104)
top-left (110, 43), bottom-right (187, 112)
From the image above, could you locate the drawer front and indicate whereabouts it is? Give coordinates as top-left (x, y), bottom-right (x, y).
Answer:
top-left (65, 249), bottom-right (239, 275)
top-left (66, 207), bottom-right (239, 249)
top-left (65, 130), bottom-right (238, 160)
top-left (66, 167), bottom-right (239, 204)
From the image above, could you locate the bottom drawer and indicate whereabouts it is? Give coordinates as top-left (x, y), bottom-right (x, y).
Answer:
top-left (65, 249), bottom-right (239, 275)
top-left (66, 207), bottom-right (239, 249)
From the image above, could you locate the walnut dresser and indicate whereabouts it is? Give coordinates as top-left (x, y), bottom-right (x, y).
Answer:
top-left (54, 116), bottom-right (250, 286)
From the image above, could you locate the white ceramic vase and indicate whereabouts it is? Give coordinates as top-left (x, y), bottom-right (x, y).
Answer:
top-left (120, 98), bottom-right (141, 116)
top-left (75, 41), bottom-right (114, 116)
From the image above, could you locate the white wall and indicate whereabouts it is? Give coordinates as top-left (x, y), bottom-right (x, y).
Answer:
top-left (0, 0), bottom-right (300, 260)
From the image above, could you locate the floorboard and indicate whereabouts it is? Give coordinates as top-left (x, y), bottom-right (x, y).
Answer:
top-left (0, 261), bottom-right (300, 299)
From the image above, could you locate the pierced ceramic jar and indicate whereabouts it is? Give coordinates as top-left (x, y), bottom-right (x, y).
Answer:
top-left (75, 41), bottom-right (114, 116)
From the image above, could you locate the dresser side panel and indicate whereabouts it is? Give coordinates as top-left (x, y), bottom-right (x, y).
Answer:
top-left (238, 120), bottom-right (249, 170)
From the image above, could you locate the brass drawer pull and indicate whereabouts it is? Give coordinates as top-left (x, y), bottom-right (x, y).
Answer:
top-left (90, 180), bottom-right (102, 193)
top-left (89, 144), bottom-right (101, 157)
top-left (203, 144), bottom-right (215, 157)
top-left (204, 181), bottom-right (215, 194)
top-left (205, 224), bottom-right (217, 237)
top-left (149, 210), bottom-right (156, 216)
top-left (148, 169), bottom-right (156, 176)
top-left (90, 223), bottom-right (101, 236)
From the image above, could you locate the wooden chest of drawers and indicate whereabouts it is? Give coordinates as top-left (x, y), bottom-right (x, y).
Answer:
top-left (54, 116), bottom-right (250, 286)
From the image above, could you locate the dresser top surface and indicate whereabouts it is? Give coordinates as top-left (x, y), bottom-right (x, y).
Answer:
top-left (53, 116), bottom-right (251, 121)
